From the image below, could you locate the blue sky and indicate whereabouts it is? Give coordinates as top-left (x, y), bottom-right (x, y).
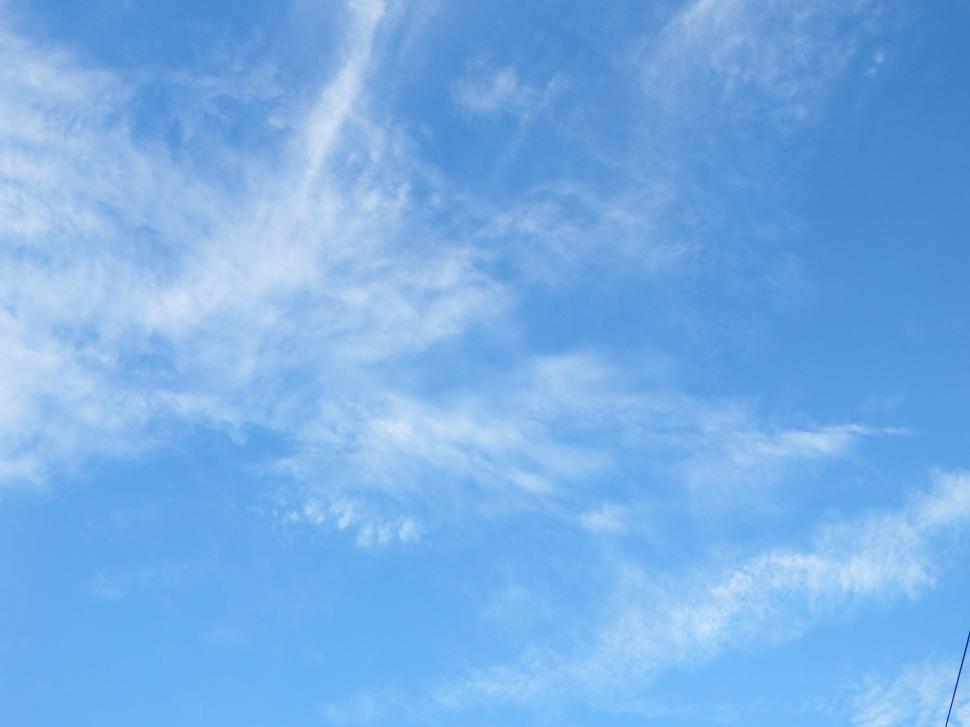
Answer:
top-left (2, 0), bottom-right (970, 724)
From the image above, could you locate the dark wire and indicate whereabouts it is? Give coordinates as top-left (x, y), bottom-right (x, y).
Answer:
top-left (945, 631), bottom-right (970, 727)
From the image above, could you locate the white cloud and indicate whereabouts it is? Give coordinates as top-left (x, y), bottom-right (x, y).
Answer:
top-left (450, 60), bottom-right (568, 171)
top-left (282, 497), bottom-right (421, 548)
top-left (267, 353), bottom-right (618, 536)
top-left (267, 350), bottom-right (894, 540)
top-left (435, 470), bottom-right (970, 713)
top-left (475, 179), bottom-right (696, 281)
top-left (643, 0), bottom-right (887, 125)
top-left (452, 64), bottom-right (530, 116)
top-left (0, 1), bottom-right (901, 548)
top-left (579, 502), bottom-right (626, 533)
top-left (681, 417), bottom-right (902, 505)
top-left (451, 63), bottom-right (564, 119)
top-left (0, 2), bottom-right (503, 491)
top-left (851, 658), bottom-right (970, 727)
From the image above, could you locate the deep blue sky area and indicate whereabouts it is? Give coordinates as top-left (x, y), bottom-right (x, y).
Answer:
top-left (2, 1), bottom-right (970, 725)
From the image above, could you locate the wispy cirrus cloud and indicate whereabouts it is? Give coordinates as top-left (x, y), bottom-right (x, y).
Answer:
top-left (850, 658), bottom-right (970, 727)
top-left (680, 418), bottom-right (904, 509)
top-left (0, 0), bottom-right (900, 550)
top-left (4, 3), bottom-right (966, 726)
top-left (451, 62), bottom-right (564, 120)
top-left (451, 64), bottom-right (534, 117)
top-left (267, 351), bottom-right (892, 541)
top-left (643, 0), bottom-right (889, 126)
top-left (0, 1), bottom-right (501, 501)
top-left (432, 470), bottom-right (970, 715)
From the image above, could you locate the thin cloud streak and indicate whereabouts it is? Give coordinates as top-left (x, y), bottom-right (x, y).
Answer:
top-left (434, 470), bottom-right (970, 714)
top-left (851, 658), bottom-right (970, 727)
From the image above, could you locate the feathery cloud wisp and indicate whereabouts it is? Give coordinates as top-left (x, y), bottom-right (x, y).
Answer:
top-left (436, 470), bottom-right (970, 712)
